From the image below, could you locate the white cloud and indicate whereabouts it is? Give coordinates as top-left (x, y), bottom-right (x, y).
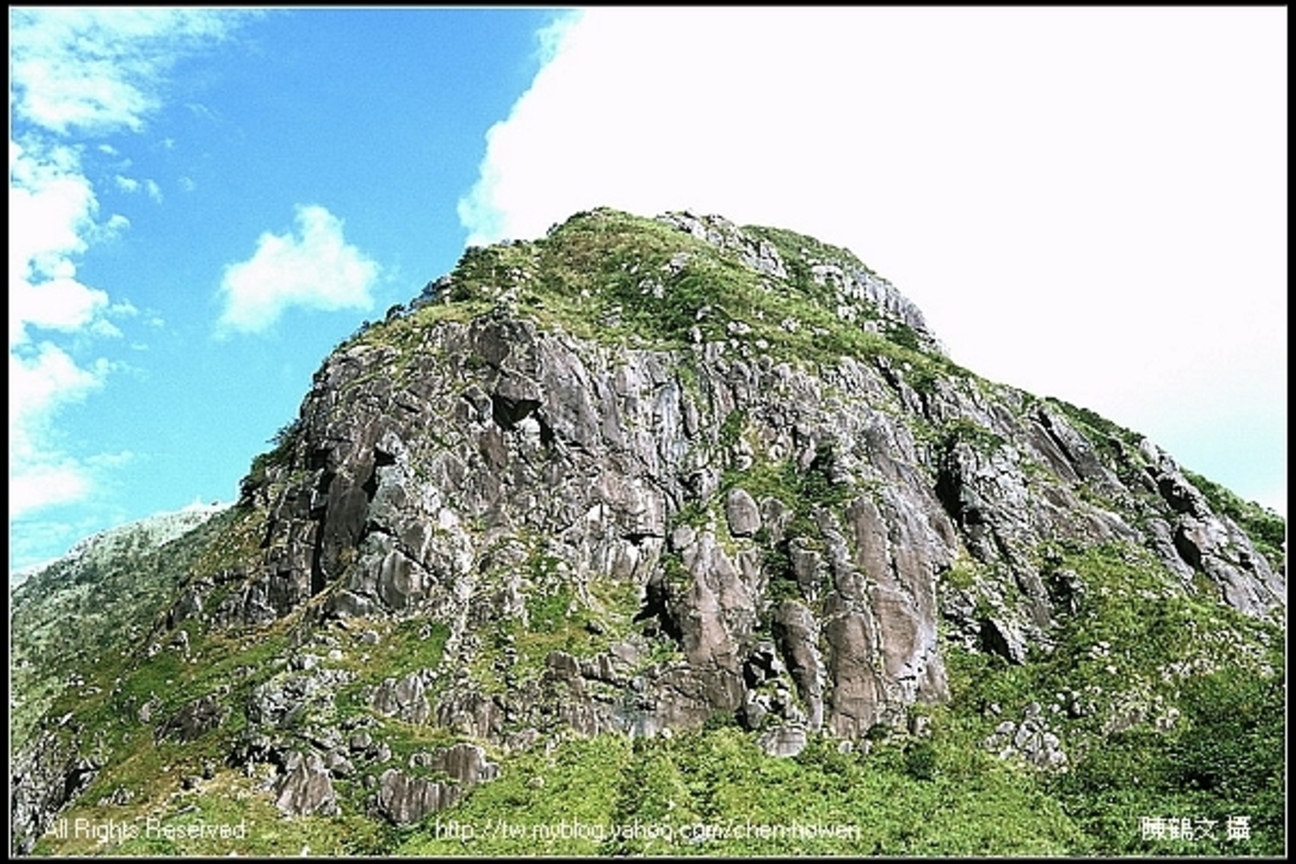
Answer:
top-left (8, 343), bottom-right (109, 517)
top-left (9, 343), bottom-right (105, 429)
top-left (460, 8), bottom-right (1287, 509)
top-left (10, 275), bottom-right (109, 342)
top-left (97, 213), bottom-right (131, 238)
top-left (112, 174), bottom-right (162, 202)
top-left (217, 205), bottom-right (381, 335)
top-left (8, 140), bottom-right (111, 344)
top-left (9, 7), bottom-right (257, 520)
top-left (10, 463), bottom-right (93, 518)
top-left (114, 173), bottom-right (163, 204)
top-left (9, 8), bottom-right (251, 135)
top-left (8, 140), bottom-right (117, 516)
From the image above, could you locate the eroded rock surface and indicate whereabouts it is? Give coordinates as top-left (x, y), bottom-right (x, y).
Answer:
top-left (13, 209), bottom-right (1283, 853)
top-left (168, 211), bottom-right (1284, 757)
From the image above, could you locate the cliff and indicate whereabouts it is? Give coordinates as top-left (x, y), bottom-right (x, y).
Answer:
top-left (10, 208), bottom-right (1285, 856)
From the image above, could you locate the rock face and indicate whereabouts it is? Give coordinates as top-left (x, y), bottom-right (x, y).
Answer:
top-left (10, 731), bottom-right (100, 855)
top-left (371, 674), bottom-right (432, 725)
top-left (10, 207), bottom-right (1285, 851)
top-left (156, 694), bottom-right (229, 743)
top-left (275, 750), bottom-right (339, 817)
top-left (183, 209), bottom-right (1283, 748)
top-left (373, 744), bottom-right (500, 826)
top-left (983, 702), bottom-right (1068, 771)
top-left (182, 210), bottom-right (1283, 743)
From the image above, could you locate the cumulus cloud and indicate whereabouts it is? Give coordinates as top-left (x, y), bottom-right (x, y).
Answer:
top-left (459, 7), bottom-right (1286, 510)
top-left (112, 174), bottom-right (162, 202)
top-left (8, 343), bottom-right (109, 517)
top-left (9, 138), bottom-right (120, 515)
top-left (9, 7), bottom-right (255, 517)
top-left (9, 140), bottom-right (110, 343)
top-left (9, 7), bottom-right (250, 135)
top-left (217, 205), bottom-right (381, 335)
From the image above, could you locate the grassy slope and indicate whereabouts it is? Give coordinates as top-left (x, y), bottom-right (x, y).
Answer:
top-left (19, 208), bottom-right (1286, 856)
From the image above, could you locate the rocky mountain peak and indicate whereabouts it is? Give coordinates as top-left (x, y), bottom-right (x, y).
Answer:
top-left (208, 207), bottom-right (1281, 737)
top-left (10, 207), bottom-right (1284, 856)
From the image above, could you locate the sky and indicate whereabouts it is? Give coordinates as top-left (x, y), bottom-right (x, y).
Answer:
top-left (9, 7), bottom-right (1287, 575)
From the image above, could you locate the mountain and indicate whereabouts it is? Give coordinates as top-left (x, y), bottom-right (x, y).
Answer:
top-left (9, 503), bottom-right (230, 751)
top-left (9, 208), bottom-right (1285, 856)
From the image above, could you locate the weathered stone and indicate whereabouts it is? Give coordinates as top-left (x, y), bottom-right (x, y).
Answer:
top-left (772, 600), bottom-right (825, 731)
top-left (275, 750), bottom-right (339, 817)
top-left (981, 616), bottom-right (1029, 665)
top-left (739, 691), bottom-right (770, 731)
top-left (757, 724), bottom-right (807, 758)
top-left (9, 732), bottom-right (100, 854)
top-left (156, 695), bottom-right (228, 743)
top-left (983, 704), bottom-right (1067, 771)
top-left (821, 608), bottom-right (881, 737)
top-left (324, 749), bottom-right (355, 778)
top-left (429, 743), bottom-right (500, 788)
top-left (724, 487), bottom-right (761, 538)
top-left (375, 769), bottom-right (459, 826)
top-left (137, 695), bottom-right (161, 724)
top-left (788, 539), bottom-right (825, 602)
top-left (371, 673), bottom-right (431, 725)
top-left (247, 667), bottom-right (354, 730)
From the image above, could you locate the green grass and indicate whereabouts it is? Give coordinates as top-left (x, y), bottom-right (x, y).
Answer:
top-left (9, 506), bottom-right (246, 754)
top-left (15, 206), bottom-right (1287, 859)
top-left (396, 726), bottom-right (1088, 856)
top-left (940, 539), bottom-right (1286, 857)
top-left (343, 208), bottom-right (962, 384)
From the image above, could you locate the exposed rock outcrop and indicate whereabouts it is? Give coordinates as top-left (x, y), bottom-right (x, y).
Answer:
top-left (9, 731), bottom-right (100, 855)
top-left (174, 209), bottom-right (1283, 756)
top-left (156, 694), bottom-right (229, 743)
top-left (983, 702), bottom-right (1069, 772)
top-left (12, 207), bottom-right (1283, 854)
top-left (275, 750), bottom-right (339, 817)
top-left (373, 744), bottom-right (499, 826)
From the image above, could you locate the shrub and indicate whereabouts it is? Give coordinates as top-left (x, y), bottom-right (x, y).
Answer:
top-left (904, 740), bottom-right (938, 781)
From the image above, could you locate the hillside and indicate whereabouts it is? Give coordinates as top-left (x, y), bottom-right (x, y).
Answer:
top-left (9, 208), bottom-right (1285, 856)
top-left (9, 504), bottom-right (230, 753)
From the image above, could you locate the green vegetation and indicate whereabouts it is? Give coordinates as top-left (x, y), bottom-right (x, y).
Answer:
top-left (1048, 663), bottom-right (1284, 856)
top-left (942, 540), bottom-right (1285, 856)
top-left (1050, 392), bottom-right (1285, 570)
top-left (9, 506), bottom-right (239, 754)
top-left (395, 725), bottom-right (1089, 856)
top-left (243, 417), bottom-right (304, 492)
top-left (35, 767), bottom-right (399, 857)
top-left (345, 208), bottom-right (964, 383)
top-left (1047, 397), bottom-right (1140, 449)
top-left (717, 408), bottom-right (747, 450)
top-left (14, 207), bottom-right (1286, 858)
top-left (940, 416), bottom-right (1007, 455)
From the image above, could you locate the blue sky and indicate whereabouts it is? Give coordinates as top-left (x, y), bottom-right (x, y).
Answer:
top-left (9, 8), bottom-right (1287, 574)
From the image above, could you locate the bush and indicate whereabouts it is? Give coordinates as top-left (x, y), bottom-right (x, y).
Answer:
top-left (904, 740), bottom-right (938, 781)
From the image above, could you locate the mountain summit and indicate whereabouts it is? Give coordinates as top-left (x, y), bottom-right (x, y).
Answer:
top-left (10, 208), bottom-right (1285, 856)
